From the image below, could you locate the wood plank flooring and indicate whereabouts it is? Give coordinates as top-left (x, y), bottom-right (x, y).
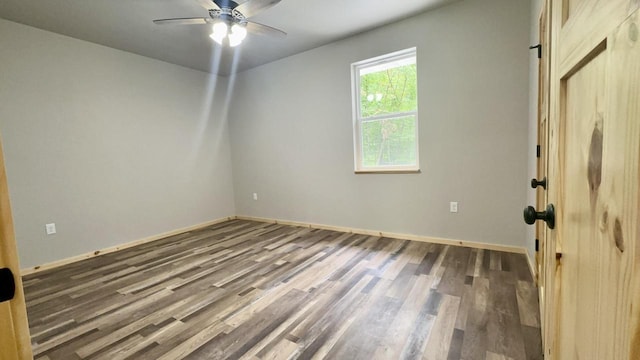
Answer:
top-left (22, 220), bottom-right (543, 360)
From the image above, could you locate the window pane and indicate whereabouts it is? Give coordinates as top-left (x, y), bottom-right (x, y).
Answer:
top-left (359, 60), bottom-right (417, 118)
top-left (361, 115), bottom-right (416, 168)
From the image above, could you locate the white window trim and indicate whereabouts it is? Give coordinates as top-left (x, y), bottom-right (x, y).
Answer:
top-left (351, 47), bottom-right (420, 173)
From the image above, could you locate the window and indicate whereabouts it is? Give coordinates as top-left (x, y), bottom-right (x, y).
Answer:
top-left (351, 47), bottom-right (419, 173)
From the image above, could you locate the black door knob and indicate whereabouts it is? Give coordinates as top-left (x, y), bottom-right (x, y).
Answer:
top-left (531, 177), bottom-right (547, 189)
top-left (523, 204), bottom-right (555, 229)
top-left (0, 268), bottom-right (15, 303)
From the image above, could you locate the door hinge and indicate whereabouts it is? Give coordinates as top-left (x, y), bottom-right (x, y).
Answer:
top-left (529, 44), bottom-right (542, 59)
top-left (536, 145), bottom-right (541, 158)
top-left (535, 238), bottom-right (539, 252)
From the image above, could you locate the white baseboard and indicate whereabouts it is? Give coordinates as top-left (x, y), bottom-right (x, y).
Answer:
top-left (20, 216), bottom-right (236, 276)
top-left (236, 215), bottom-right (528, 255)
top-left (22, 214), bottom-right (535, 280)
top-left (525, 248), bottom-right (538, 283)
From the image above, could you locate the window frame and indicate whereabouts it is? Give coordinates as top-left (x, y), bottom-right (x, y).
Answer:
top-left (351, 47), bottom-right (420, 173)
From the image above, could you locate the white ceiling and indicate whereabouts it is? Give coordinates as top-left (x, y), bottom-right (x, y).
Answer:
top-left (0, 0), bottom-right (460, 75)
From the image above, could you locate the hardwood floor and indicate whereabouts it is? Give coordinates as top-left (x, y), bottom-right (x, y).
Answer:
top-left (23, 219), bottom-right (543, 360)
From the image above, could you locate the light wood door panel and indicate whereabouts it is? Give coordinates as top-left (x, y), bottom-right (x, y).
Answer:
top-left (544, 0), bottom-right (640, 358)
top-left (0, 135), bottom-right (32, 360)
top-left (556, 50), bottom-right (608, 359)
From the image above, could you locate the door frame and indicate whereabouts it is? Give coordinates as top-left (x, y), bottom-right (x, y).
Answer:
top-left (0, 134), bottom-right (33, 360)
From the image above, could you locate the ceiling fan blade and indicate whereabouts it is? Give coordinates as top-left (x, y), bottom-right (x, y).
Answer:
top-left (153, 17), bottom-right (210, 25)
top-left (235, 0), bottom-right (281, 18)
top-left (194, 0), bottom-right (221, 10)
top-left (245, 21), bottom-right (286, 37)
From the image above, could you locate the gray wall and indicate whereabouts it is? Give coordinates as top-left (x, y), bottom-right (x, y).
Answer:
top-left (0, 19), bottom-right (236, 268)
top-left (527, 0), bottom-right (543, 265)
top-left (0, 0), bottom-right (534, 268)
top-left (228, 0), bottom-right (531, 248)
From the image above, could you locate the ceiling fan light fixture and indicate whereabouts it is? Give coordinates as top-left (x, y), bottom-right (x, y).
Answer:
top-left (212, 21), bottom-right (228, 36)
top-left (228, 24), bottom-right (247, 47)
top-left (231, 24), bottom-right (247, 41)
top-left (210, 21), bottom-right (229, 45)
top-left (154, 0), bottom-right (286, 47)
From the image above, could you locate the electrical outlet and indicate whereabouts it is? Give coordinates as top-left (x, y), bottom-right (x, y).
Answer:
top-left (45, 223), bottom-right (56, 235)
top-left (450, 202), bottom-right (458, 213)
top-left (253, 193), bottom-right (258, 201)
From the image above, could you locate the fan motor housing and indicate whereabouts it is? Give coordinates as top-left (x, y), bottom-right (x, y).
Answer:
top-left (213, 0), bottom-right (240, 10)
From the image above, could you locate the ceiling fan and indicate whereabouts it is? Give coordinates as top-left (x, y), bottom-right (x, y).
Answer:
top-left (153, 0), bottom-right (286, 47)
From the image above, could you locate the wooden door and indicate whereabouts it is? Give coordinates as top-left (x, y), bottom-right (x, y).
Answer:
top-left (534, 0), bottom-right (551, 344)
top-left (544, 0), bottom-right (640, 358)
top-left (0, 136), bottom-right (32, 360)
